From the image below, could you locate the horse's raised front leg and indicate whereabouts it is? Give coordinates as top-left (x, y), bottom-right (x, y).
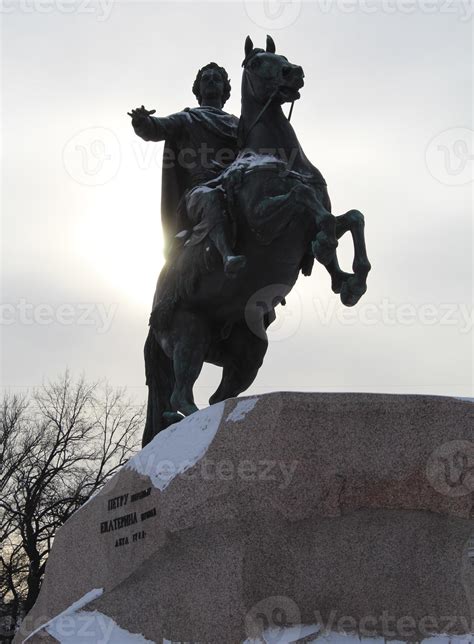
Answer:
top-left (261, 182), bottom-right (338, 265)
top-left (326, 209), bottom-right (371, 307)
top-left (310, 191), bottom-right (338, 266)
top-left (254, 183), bottom-right (338, 265)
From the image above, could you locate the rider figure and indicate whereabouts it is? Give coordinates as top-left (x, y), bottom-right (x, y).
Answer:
top-left (128, 63), bottom-right (246, 274)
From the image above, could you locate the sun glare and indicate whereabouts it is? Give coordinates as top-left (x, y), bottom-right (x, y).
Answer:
top-left (76, 189), bottom-right (165, 308)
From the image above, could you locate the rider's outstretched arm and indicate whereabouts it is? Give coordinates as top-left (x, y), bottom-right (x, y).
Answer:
top-left (129, 106), bottom-right (187, 142)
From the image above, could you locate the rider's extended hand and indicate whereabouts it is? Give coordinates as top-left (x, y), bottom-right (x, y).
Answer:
top-left (127, 105), bottom-right (156, 124)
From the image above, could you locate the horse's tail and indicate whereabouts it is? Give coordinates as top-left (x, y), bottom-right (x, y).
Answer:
top-left (142, 328), bottom-right (175, 447)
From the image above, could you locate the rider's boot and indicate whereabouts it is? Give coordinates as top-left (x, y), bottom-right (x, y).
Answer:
top-left (224, 255), bottom-right (247, 274)
top-left (210, 223), bottom-right (247, 275)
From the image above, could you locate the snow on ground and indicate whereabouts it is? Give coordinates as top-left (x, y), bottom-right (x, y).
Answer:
top-left (226, 397), bottom-right (259, 422)
top-left (46, 609), bottom-right (153, 643)
top-left (24, 589), bottom-right (103, 642)
top-left (126, 402), bottom-right (225, 490)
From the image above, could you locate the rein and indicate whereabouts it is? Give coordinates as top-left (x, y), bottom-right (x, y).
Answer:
top-left (288, 101), bottom-right (295, 122)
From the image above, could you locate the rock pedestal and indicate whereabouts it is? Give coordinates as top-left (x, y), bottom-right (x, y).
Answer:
top-left (14, 393), bottom-right (474, 643)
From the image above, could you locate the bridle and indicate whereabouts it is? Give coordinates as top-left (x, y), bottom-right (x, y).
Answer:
top-left (239, 64), bottom-right (295, 148)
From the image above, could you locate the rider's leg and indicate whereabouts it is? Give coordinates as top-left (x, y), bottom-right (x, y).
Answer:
top-left (186, 186), bottom-right (246, 274)
top-left (208, 221), bottom-right (247, 274)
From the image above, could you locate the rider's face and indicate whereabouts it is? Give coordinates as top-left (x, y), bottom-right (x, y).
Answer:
top-left (200, 69), bottom-right (225, 106)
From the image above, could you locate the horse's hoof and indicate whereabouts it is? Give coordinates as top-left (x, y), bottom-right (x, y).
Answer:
top-left (340, 277), bottom-right (367, 307)
top-left (163, 411), bottom-right (184, 426)
top-left (331, 271), bottom-right (352, 294)
top-left (312, 233), bottom-right (338, 266)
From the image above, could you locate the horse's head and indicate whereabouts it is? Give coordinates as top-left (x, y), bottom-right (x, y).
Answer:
top-left (242, 35), bottom-right (304, 106)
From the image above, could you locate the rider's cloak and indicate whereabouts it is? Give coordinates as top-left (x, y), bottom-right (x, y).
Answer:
top-left (132, 105), bottom-right (239, 256)
top-left (160, 107), bottom-right (239, 255)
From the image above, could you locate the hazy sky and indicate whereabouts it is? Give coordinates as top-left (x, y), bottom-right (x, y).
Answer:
top-left (1, 0), bottom-right (472, 407)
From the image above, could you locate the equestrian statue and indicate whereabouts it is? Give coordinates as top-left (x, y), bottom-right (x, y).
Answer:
top-left (129, 36), bottom-right (371, 446)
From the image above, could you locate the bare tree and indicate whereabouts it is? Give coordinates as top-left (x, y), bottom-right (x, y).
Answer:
top-left (0, 372), bottom-right (144, 642)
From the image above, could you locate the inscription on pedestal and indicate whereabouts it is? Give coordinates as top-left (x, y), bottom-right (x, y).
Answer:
top-left (100, 486), bottom-right (156, 549)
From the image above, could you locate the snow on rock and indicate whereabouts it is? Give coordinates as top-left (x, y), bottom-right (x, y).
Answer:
top-left (242, 628), bottom-right (474, 644)
top-left (226, 397), bottom-right (259, 423)
top-left (126, 402), bottom-right (225, 491)
top-left (46, 609), bottom-right (153, 643)
top-left (24, 589), bottom-right (103, 642)
top-left (243, 624), bottom-right (320, 643)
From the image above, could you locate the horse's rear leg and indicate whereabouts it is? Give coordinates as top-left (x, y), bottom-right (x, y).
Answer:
top-left (143, 328), bottom-right (175, 446)
top-left (209, 323), bottom-right (268, 406)
top-left (170, 311), bottom-right (211, 417)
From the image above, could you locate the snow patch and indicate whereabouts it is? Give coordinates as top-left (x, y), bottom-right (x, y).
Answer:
top-left (243, 624), bottom-right (320, 643)
top-left (75, 487), bottom-right (102, 513)
top-left (226, 397), bottom-right (259, 422)
top-left (24, 588), bottom-right (103, 642)
top-left (126, 402), bottom-right (225, 491)
top-left (46, 609), bottom-right (153, 643)
top-left (242, 628), bottom-right (473, 644)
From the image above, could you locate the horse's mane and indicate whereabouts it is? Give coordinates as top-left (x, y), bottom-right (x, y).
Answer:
top-left (241, 47), bottom-right (264, 68)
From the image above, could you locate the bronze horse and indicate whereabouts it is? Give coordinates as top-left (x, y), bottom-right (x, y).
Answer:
top-left (142, 36), bottom-right (371, 446)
